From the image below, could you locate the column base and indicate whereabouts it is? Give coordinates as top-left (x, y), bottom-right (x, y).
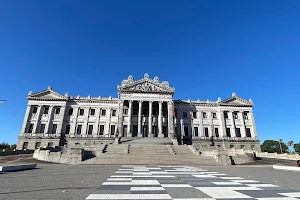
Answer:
top-left (158, 133), bottom-right (164, 138)
top-left (137, 133), bottom-right (142, 137)
top-left (148, 132), bottom-right (152, 137)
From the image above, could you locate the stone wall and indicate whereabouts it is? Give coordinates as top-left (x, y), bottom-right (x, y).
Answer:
top-left (258, 152), bottom-right (300, 161)
top-left (33, 147), bottom-right (85, 164)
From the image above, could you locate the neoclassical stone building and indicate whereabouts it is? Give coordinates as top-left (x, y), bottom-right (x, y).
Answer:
top-left (17, 73), bottom-right (260, 151)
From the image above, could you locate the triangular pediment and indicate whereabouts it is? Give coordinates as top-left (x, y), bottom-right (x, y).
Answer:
top-left (119, 79), bottom-right (174, 94)
top-left (27, 88), bottom-right (68, 100)
top-left (221, 96), bottom-right (253, 106)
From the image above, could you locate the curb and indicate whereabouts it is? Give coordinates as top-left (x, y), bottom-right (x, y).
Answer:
top-left (273, 165), bottom-right (300, 172)
top-left (0, 163), bottom-right (37, 172)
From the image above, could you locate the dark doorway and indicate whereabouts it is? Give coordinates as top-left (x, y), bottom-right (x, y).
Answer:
top-left (132, 125), bottom-right (138, 137)
top-left (152, 126), bottom-right (158, 137)
top-left (163, 126), bottom-right (168, 137)
top-left (142, 125), bottom-right (148, 137)
top-left (184, 126), bottom-right (189, 137)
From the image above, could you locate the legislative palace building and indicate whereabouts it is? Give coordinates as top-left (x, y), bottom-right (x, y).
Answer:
top-left (17, 73), bottom-right (260, 151)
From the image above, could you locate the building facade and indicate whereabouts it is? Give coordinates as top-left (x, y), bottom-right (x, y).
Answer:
top-left (17, 73), bottom-right (260, 151)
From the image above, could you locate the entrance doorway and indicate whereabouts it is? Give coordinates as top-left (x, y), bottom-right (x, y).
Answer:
top-left (184, 126), bottom-right (189, 137)
top-left (142, 125), bottom-right (148, 137)
top-left (152, 126), bottom-right (158, 137)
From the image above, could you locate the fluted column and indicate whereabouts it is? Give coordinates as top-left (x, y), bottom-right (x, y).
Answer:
top-left (238, 112), bottom-right (246, 138)
top-left (137, 100), bottom-right (142, 137)
top-left (158, 101), bottom-right (163, 137)
top-left (229, 111), bottom-right (236, 137)
top-left (20, 105), bottom-right (31, 135)
top-left (56, 106), bottom-right (66, 136)
top-left (33, 105), bottom-right (42, 134)
top-left (127, 100), bottom-right (133, 137)
top-left (148, 101), bottom-right (152, 137)
top-left (249, 110), bottom-right (257, 139)
top-left (46, 106), bottom-right (54, 134)
top-left (167, 101), bottom-right (175, 138)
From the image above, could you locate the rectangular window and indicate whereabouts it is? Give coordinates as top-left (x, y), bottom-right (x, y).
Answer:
top-left (101, 109), bottom-right (106, 116)
top-left (202, 112), bottom-right (207, 119)
top-left (35, 142), bottom-right (41, 149)
top-left (183, 112), bottom-right (187, 119)
top-left (224, 111), bottom-right (229, 119)
top-left (40, 124), bottom-right (46, 133)
top-left (32, 106), bottom-right (38, 114)
top-left (193, 112), bottom-right (197, 118)
top-left (215, 128), bottom-right (219, 137)
top-left (44, 107), bottom-right (49, 114)
top-left (124, 109), bottom-right (128, 115)
top-left (79, 109), bottom-right (84, 116)
top-left (230, 145), bottom-right (234, 149)
top-left (162, 110), bottom-right (167, 117)
top-left (153, 109), bottom-right (157, 116)
top-left (52, 124), bottom-right (57, 134)
top-left (246, 128), bottom-right (251, 137)
top-left (204, 127), bottom-right (209, 137)
top-left (28, 123), bottom-right (34, 133)
top-left (111, 125), bottom-right (115, 135)
top-left (241, 145), bottom-right (245, 149)
top-left (55, 107), bottom-right (60, 114)
top-left (68, 108), bottom-right (73, 116)
top-left (243, 112), bottom-right (249, 120)
top-left (236, 128), bottom-right (241, 137)
top-left (212, 112), bottom-right (217, 119)
top-left (133, 109), bottom-right (138, 116)
top-left (47, 142), bottom-right (53, 147)
top-left (226, 128), bottom-right (231, 137)
top-left (76, 125), bottom-right (82, 135)
top-left (194, 127), bottom-right (199, 137)
top-left (90, 109), bottom-right (95, 116)
top-left (88, 125), bottom-right (93, 135)
top-left (99, 125), bottom-right (104, 135)
top-left (112, 110), bottom-right (116, 116)
top-left (65, 124), bottom-right (70, 135)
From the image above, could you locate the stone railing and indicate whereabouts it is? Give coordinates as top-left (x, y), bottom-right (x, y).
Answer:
top-left (257, 152), bottom-right (300, 161)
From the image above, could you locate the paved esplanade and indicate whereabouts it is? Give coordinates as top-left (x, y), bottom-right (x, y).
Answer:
top-left (86, 166), bottom-right (300, 200)
top-left (1, 164), bottom-right (300, 200)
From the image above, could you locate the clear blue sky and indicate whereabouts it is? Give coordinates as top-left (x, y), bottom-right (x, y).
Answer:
top-left (0, 1), bottom-right (299, 145)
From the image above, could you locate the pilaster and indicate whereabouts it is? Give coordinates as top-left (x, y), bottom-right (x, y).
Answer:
top-left (82, 107), bottom-right (89, 136)
top-left (33, 105), bottom-right (42, 134)
top-left (70, 107), bottom-right (79, 136)
top-left (56, 106), bottom-right (66, 136)
top-left (167, 101), bottom-right (175, 138)
top-left (218, 110), bottom-right (226, 138)
top-left (249, 110), bottom-right (258, 139)
top-left (238, 112), bottom-right (246, 138)
top-left (46, 105), bottom-right (54, 134)
top-left (93, 108), bottom-right (101, 136)
top-left (20, 104), bottom-right (31, 135)
top-left (105, 108), bottom-right (112, 137)
top-left (117, 101), bottom-right (124, 137)
top-left (229, 111), bottom-right (236, 137)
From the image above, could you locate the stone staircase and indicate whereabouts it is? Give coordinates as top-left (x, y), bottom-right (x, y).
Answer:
top-left (82, 143), bottom-right (218, 165)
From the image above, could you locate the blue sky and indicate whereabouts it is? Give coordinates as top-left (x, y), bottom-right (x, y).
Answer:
top-left (0, 0), bottom-right (299, 145)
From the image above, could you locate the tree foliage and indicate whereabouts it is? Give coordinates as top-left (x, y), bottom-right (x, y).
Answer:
top-left (0, 142), bottom-right (17, 150)
top-left (294, 143), bottom-right (300, 154)
top-left (261, 140), bottom-right (288, 153)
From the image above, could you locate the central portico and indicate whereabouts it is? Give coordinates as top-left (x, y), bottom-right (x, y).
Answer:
top-left (117, 73), bottom-right (175, 138)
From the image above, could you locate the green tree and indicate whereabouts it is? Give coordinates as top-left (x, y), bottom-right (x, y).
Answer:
top-left (261, 140), bottom-right (288, 153)
top-left (287, 141), bottom-right (294, 153)
top-left (10, 144), bottom-right (17, 150)
top-left (294, 143), bottom-right (300, 154)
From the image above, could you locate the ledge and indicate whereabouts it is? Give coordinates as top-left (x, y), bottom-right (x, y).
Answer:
top-left (273, 165), bottom-right (300, 172)
top-left (0, 164), bottom-right (37, 172)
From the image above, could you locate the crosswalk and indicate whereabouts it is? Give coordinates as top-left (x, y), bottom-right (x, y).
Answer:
top-left (86, 165), bottom-right (300, 200)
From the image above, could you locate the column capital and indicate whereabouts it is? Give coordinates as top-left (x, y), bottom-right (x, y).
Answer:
top-left (158, 101), bottom-right (163, 104)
